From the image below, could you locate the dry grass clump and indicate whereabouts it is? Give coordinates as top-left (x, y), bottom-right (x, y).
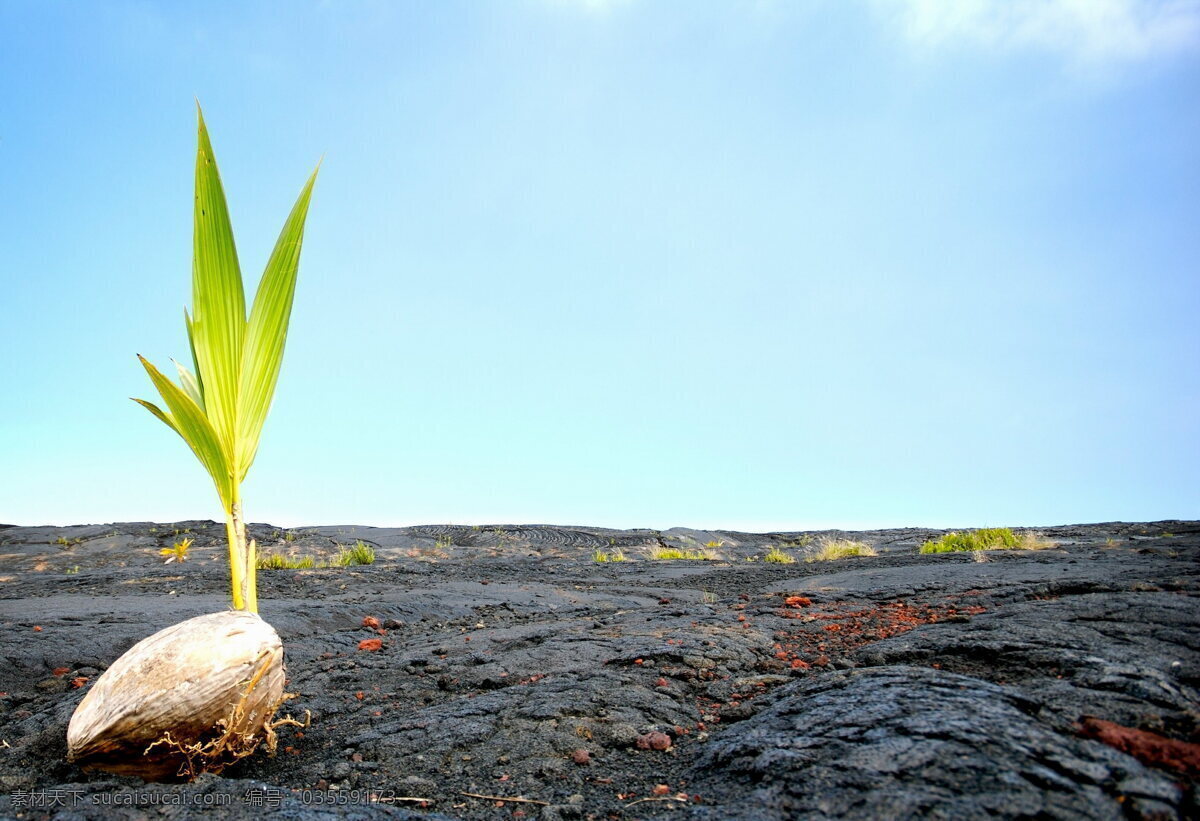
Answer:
top-left (593, 549), bottom-right (628, 563)
top-left (1016, 531), bottom-right (1055, 550)
top-left (805, 538), bottom-right (878, 562)
top-left (763, 545), bottom-right (797, 564)
top-left (650, 547), bottom-right (712, 561)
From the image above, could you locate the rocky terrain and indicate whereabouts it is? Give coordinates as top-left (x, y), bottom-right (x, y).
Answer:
top-left (0, 519), bottom-right (1197, 820)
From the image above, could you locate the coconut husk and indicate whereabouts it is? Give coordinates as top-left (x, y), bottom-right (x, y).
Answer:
top-left (67, 610), bottom-right (289, 780)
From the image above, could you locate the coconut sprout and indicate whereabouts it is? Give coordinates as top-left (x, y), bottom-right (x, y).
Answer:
top-left (133, 105), bottom-right (317, 612)
top-left (67, 107), bottom-right (317, 780)
top-left (67, 611), bottom-right (289, 779)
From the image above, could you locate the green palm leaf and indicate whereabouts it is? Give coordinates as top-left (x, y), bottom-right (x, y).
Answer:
top-left (137, 355), bottom-right (234, 509)
top-left (191, 107), bottom-right (245, 458)
top-left (235, 168), bottom-right (319, 477)
top-left (131, 397), bottom-right (177, 434)
top-left (184, 308), bottom-right (205, 404)
top-left (173, 359), bottom-right (204, 410)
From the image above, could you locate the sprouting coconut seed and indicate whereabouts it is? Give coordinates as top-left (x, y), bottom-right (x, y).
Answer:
top-left (67, 610), bottom-right (287, 780)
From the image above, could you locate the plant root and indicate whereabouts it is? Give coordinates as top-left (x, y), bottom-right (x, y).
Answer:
top-left (143, 648), bottom-right (305, 779)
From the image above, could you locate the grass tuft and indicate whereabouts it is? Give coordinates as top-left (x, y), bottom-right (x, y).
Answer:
top-left (333, 541), bottom-right (376, 566)
top-left (593, 549), bottom-right (627, 563)
top-left (1016, 531), bottom-right (1055, 550)
top-left (763, 545), bottom-right (796, 564)
top-left (257, 553), bottom-right (315, 570)
top-left (651, 547), bottom-right (712, 561)
top-left (919, 527), bottom-right (1054, 554)
top-left (258, 540), bottom-right (374, 570)
top-left (805, 538), bottom-right (878, 562)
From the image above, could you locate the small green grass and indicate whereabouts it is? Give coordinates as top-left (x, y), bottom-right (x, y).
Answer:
top-left (257, 553), bottom-right (317, 570)
top-left (764, 545), bottom-right (796, 564)
top-left (593, 549), bottom-right (627, 563)
top-left (258, 540), bottom-right (374, 570)
top-left (806, 538), bottom-right (878, 562)
top-left (919, 527), bottom-right (1053, 554)
top-left (55, 536), bottom-right (83, 547)
top-left (333, 540), bottom-right (375, 566)
top-left (650, 547), bottom-right (712, 560)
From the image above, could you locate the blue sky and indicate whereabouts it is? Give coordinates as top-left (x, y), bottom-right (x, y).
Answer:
top-left (1, 0), bottom-right (1197, 530)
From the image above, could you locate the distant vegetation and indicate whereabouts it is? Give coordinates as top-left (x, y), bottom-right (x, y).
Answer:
top-left (806, 538), bottom-right (878, 562)
top-left (258, 553), bottom-right (316, 570)
top-left (763, 545), bottom-right (797, 564)
top-left (592, 549), bottom-right (627, 563)
top-left (339, 541), bottom-right (377, 565)
top-left (160, 537), bottom-right (193, 564)
top-left (651, 547), bottom-right (712, 561)
top-left (258, 540), bottom-right (375, 570)
top-left (920, 528), bottom-right (1053, 554)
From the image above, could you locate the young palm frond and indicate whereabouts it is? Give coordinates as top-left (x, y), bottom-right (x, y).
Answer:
top-left (133, 106), bottom-right (318, 612)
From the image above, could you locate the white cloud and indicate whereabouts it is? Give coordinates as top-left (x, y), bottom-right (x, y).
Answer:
top-left (877, 0), bottom-right (1200, 63)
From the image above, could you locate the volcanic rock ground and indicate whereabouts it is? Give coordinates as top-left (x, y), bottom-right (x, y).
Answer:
top-left (0, 520), bottom-right (1197, 820)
